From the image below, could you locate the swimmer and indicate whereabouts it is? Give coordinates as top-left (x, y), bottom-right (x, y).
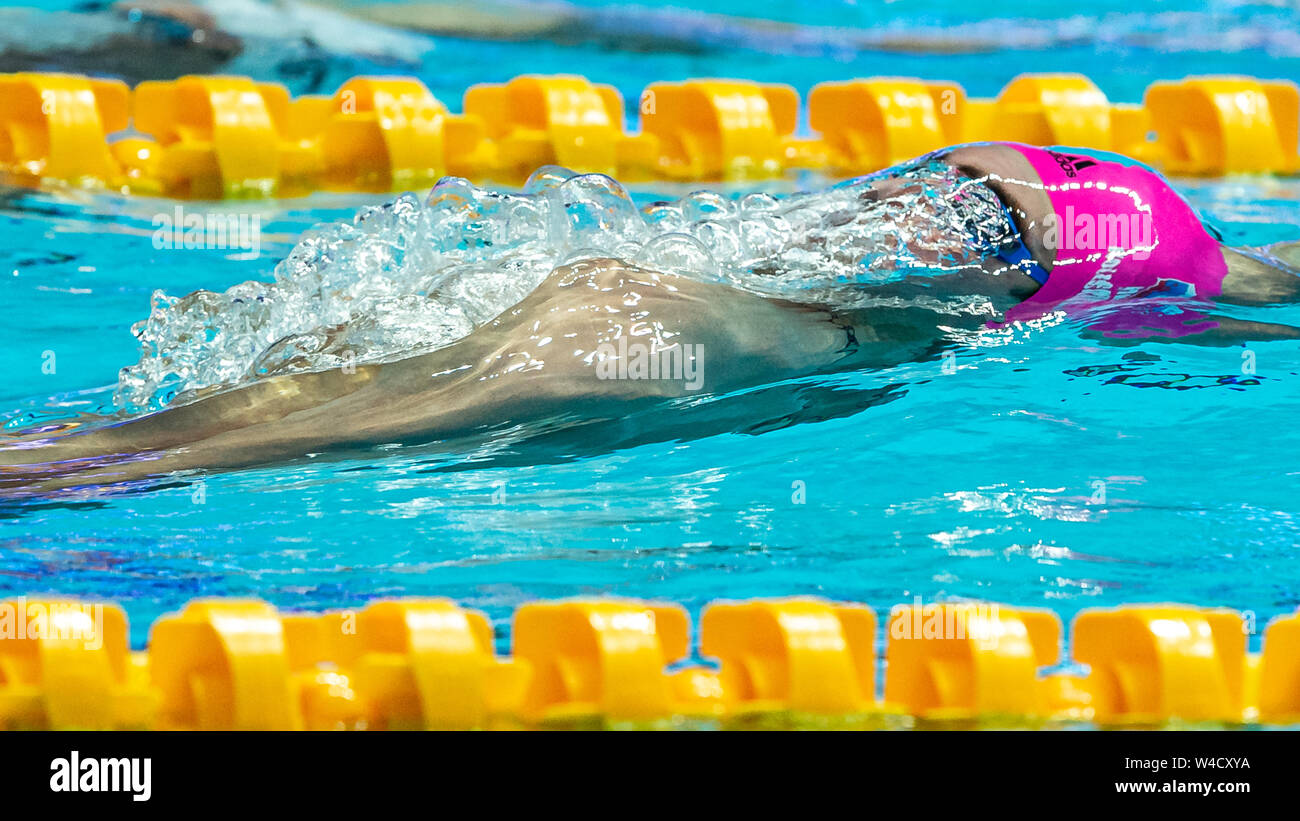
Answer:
top-left (0, 0), bottom-right (425, 91)
top-left (4, 142), bottom-right (1300, 496)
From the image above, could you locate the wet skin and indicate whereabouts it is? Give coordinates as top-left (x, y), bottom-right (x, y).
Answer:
top-left (0, 258), bottom-right (929, 493)
top-left (3, 145), bottom-right (1298, 495)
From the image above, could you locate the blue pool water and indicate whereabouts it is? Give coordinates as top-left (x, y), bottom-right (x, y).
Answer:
top-left (2, 1), bottom-right (1300, 651)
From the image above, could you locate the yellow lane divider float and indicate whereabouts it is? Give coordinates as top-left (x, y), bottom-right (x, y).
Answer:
top-left (0, 71), bottom-right (1297, 198)
top-left (1, 596), bottom-right (1298, 729)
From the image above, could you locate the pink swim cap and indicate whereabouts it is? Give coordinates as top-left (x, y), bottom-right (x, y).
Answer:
top-left (1000, 143), bottom-right (1228, 327)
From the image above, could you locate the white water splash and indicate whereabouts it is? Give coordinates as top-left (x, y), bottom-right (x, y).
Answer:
top-left (115, 158), bottom-right (1015, 411)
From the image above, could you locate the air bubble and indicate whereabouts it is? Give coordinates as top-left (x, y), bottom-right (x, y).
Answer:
top-left (523, 165), bottom-right (578, 195)
top-left (680, 190), bottom-right (732, 222)
top-left (634, 233), bottom-right (720, 279)
top-left (690, 219), bottom-right (744, 264)
top-left (558, 174), bottom-right (646, 248)
top-left (739, 192), bottom-right (779, 213)
top-left (643, 201), bottom-right (685, 232)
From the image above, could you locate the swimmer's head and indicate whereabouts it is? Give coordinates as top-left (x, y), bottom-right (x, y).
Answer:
top-left (774, 154), bottom-right (1016, 283)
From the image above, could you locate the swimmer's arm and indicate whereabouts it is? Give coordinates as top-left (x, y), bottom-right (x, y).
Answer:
top-left (1092, 245), bottom-right (1300, 344)
top-left (1082, 314), bottom-right (1300, 347)
top-left (1217, 247), bottom-right (1300, 305)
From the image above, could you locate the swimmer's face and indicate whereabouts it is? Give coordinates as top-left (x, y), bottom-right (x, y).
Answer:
top-left (858, 177), bottom-right (957, 267)
top-left (811, 164), bottom-right (1000, 276)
